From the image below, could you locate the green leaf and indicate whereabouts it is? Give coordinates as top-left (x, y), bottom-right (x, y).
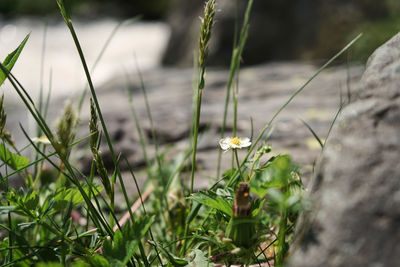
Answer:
top-left (251, 198), bottom-right (265, 217)
top-left (36, 263), bottom-right (63, 267)
top-left (221, 168), bottom-right (236, 183)
top-left (0, 143), bottom-right (30, 171)
top-left (71, 260), bottom-right (91, 267)
top-left (216, 188), bottom-right (233, 199)
top-left (53, 183), bottom-right (102, 211)
top-left (70, 228), bottom-right (98, 241)
top-left (10, 249), bottom-right (32, 266)
top-left (24, 189), bottom-right (39, 210)
top-left (250, 155), bottom-right (298, 197)
top-left (87, 254), bottom-right (110, 267)
top-left (0, 34), bottom-right (29, 87)
top-left (103, 215), bottom-right (154, 267)
top-left (187, 249), bottom-right (214, 267)
top-left (186, 202), bottom-right (202, 224)
top-left (56, 0), bottom-right (71, 24)
top-left (36, 248), bottom-right (59, 263)
top-left (188, 190), bottom-right (233, 217)
top-left (17, 221), bottom-right (36, 231)
top-left (148, 241), bottom-right (188, 267)
top-left (301, 119), bottom-right (324, 148)
top-left (267, 188), bottom-right (285, 205)
top-left (0, 205), bottom-right (16, 214)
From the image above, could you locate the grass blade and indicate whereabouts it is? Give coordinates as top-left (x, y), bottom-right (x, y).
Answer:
top-left (77, 17), bottom-right (140, 113)
top-left (0, 34), bottom-right (30, 87)
top-left (301, 119), bottom-right (324, 148)
top-left (124, 73), bottom-right (150, 168)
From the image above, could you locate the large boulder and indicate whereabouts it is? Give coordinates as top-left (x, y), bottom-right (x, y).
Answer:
top-left (287, 32), bottom-right (400, 266)
top-left (162, 0), bottom-right (390, 66)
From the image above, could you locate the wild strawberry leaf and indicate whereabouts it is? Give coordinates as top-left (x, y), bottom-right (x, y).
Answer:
top-left (188, 190), bottom-right (232, 217)
top-left (187, 249), bottom-right (214, 267)
top-left (0, 143), bottom-right (30, 171)
top-left (53, 183), bottom-right (102, 211)
top-left (250, 155), bottom-right (299, 197)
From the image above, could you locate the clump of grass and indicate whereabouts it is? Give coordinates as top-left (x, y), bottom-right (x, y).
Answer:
top-left (183, 0), bottom-right (216, 254)
top-left (0, 0), bottom-right (361, 266)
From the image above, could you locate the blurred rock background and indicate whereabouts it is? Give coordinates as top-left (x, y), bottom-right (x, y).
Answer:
top-left (1, 0), bottom-right (399, 65)
top-left (163, 0), bottom-right (400, 65)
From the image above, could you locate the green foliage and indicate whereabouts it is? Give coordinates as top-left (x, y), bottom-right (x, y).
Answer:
top-left (225, 217), bottom-right (256, 249)
top-left (351, 16), bottom-right (400, 62)
top-left (87, 254), bottom-right (110, 267)
top-left (36, 263), bottom-right (63, 267)
top-left (103, 216), bottom-right (154, 267)
top-left (251, 155), bottom-right (299, 198)
top-left (188, 189), bottom-right (233, 217)
top-left (0, 34), bottom-right (29, 87)
top-left (187, 249), bottom-right (214, 267)
top-left (344, 0), bottom-right (400, 62)
top-left (0, 143), bottom-right (30, 171)
top-left (149, 241), bottom-right (188, 266)
top-left (53, 183), bottom-right (102, 211)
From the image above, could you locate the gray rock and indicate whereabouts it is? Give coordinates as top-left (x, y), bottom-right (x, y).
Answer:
top-left (287, 33), bottom-right (400, 267)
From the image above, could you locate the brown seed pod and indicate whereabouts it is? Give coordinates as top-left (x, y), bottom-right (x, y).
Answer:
top-left (232, 182), bottom-right (252, 218)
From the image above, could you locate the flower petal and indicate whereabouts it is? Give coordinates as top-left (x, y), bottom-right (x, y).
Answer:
top-left (219, 138), bottom-right (232, 150)
top-left (240, 138), bottom-right (251, 148)
top-left (231, 143), bottom-right (241, 149)
top-left (32, 136), bottom-right (51, 145)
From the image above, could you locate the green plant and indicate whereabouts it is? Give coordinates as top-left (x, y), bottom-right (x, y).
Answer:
top-left (350, 16), bottom-right (400, 62)
top-left (0, 0), bottom-right (362, 266)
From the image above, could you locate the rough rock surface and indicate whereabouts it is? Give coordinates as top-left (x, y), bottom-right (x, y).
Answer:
top-left (287, 33), bottom-right (400, 266)
top-left (162, 0), bottom-right (389, 66)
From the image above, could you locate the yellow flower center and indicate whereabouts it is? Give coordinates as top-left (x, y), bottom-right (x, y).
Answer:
top-left (230, 137), bottom-right (241, 146)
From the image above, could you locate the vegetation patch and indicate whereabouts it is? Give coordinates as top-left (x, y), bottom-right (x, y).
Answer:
top-left (0, 0), bottom-right (362, 266)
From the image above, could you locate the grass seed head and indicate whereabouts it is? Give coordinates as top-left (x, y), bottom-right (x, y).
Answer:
top-left (55, 101), bottom-right (79, 158)
top-left (93, 149), bottom-right (112, 197)
top-left (89, 98), bottom-right (99, 152)
top-left (0, 95), bottom-right (14, 146)
top-left (198, 0), bottom-right (216, 69)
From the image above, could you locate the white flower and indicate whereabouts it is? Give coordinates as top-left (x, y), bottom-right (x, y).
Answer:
top-left (32, 136), bottom-right (51, 145)
top-left (219, 137), bottom-right (251, 151)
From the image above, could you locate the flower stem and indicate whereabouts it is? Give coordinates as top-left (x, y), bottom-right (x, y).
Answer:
top-left (234, 149), bottom-right (245, 182)
top-left (276, 208), bottom-right (288, 266)
top-left (216, 0), bottom-right (254, 179)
